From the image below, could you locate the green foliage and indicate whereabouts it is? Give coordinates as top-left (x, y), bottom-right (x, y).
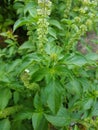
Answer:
top-left (0, 0), bottom-right (98, 130)
top-left (0, 119), bottom-right (10, 130)
top-left (0, 0), bottom-right (16, 32)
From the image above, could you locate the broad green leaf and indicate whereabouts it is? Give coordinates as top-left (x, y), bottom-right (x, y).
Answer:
top-left (57, 106), bottom-right (70, 118)
top-left (61, 18), bottom-right (73, 25)
top-left (67, 80), bottom-right (81, 95)
top-left (31, 68), bottom-right (47, 82)
top-left (19, 41), bottom-right (34, 50)
top-left (8, 46), bottom-right (16, 56)
top-left (92, 102), bottom-right (98, 116)
top-left (0, 88), bottom-right (12, 110)
top-left (0, 119), bottom-right (10, 130)
top-left (45, 114), bottom-right (69, 127)
top-left (11, 120), bottom-right (31, 130)
top-left (8, 59), bottom-right (21, 73)
top-left (13, 91), bottom-right (20, 104)
top-left (83, 98), bottom-right (93, 110)
top-left (66, 54), bottom-right (87, 67)
top-left (86, 53), bottom-right (98, 61)
top-left (45, 43), bottom-right (62, 56)
top-left (5, 39), bottom-right (14, 45)
top-left (24, 2), bottom-right (37, 17)
top-left (13, 17), bottom-right (29, 32)
top-left (68, 95), bottom-right (80, 109)
top-left (79, 78), bottom-right (91, 92)
top-left (32, 113), bottom-right (48, 130)
top-left (0, 74), bottom-right (10, 83)
top-left (15, 110), bottom-right (33, 120)
top-left (49, 20), bottom-right (62, 29)
top-left (48, 27), bottom-right (57, 39)
top-left (34, 93), bottom-right (42, 109)
top-left (45, 80), bottom-right (63, 114)
top-left (26, 64), bottom-right (39, 76)
top-left (15, 54), bottom-right (37, 74)
top-left (13, 2), bottom-right (24, 12)
top-left (28, 8), bottom-right (37, 18)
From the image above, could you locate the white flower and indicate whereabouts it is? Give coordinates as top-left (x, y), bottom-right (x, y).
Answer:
top-left (25, 69), bottom-right (30, 73)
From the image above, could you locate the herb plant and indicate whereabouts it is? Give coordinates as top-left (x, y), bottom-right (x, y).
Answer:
top-left (0, 0), bottom-right (98, 130)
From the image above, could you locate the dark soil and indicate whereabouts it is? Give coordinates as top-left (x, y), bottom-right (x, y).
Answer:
top-left (77, 32), bottom-right (98, 54)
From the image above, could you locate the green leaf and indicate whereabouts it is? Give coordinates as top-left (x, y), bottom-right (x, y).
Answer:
top-left (45, 114), bottom-right (69, 127)
top-left (48, 27), bottom-right (57, 39)
top-left (0, 119), bottom-right (10, 130)
top-left (86, 53), bottom-right (98, 61)
top-left (13, 2), bottom-right (24, 14)
top-left (13, 17), bottom-right (29, 32)
top-left (24, 2), bottom-right (37, 17)
top-left (57, 106), bottom-right (70, 117)
top-left (92, 102), bottom-right (98, 116)
top-left (0, 75), bottom-right (10, 83)
top-left (19, 41), bottom-right (34, 50)
top-left (13, 91), bottom-right (20, 104)
top-left (0, 88), bottom-right (12, 110)
top-left (31, 68), bottom-right (47, 82)
top-left (11, 120), bottom-right (31, 130)
top-left (66, 54), bottom-right (87, 67)
top-left (49, 20), bottom-right (62, 29)
top-left (67, 79), bottom-right (81, 95)
top-left (32, 113), bottom-right (48, 130)
top-left (45, 80), bottom-right (63, 114)
top-left (5, 39), bottom-right (14, 45)
top-left (8, 59), bottom-right (21, 73)
top-left (34, 93), bottom-right (42, 109)
top-left (45, 43), bottom-right (62, 56)
top-left (79, 78), bottom-right (91, 92)
top-left (8, 46), bottom-right (16, 56)
top-left (15, 110), bottom-right (33, 121)
top-left (83, 98), bottom-right (93, 110)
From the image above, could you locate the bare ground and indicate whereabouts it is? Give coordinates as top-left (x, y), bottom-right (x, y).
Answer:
top-left (77, 32), bottom-right (98, 54)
